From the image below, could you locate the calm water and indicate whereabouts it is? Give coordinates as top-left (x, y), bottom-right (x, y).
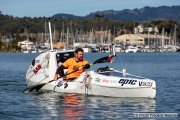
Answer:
top-left (0, 52), bottom-right (180, 120)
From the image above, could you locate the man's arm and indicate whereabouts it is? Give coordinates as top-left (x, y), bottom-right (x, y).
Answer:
top-left (53, 65), bottom-right (65, 80)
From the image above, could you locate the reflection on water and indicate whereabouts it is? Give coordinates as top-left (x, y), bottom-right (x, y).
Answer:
top-left (60, 94), bottom-right (86, 120)
top-left (31, 92), bottom-right (156, 119)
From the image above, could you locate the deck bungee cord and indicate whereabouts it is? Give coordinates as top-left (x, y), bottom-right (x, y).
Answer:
top-left (26, 51), bottom-right (50, 83)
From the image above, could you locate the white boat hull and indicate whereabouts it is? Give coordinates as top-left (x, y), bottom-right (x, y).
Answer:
top-left (27, 75), bottom-right (156, 98)
top-left (41, 81), bottom-right (156, 98)
top-left (26, 51), bottom-right (156, 98)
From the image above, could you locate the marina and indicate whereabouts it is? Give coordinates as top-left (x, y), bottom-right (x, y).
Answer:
top-left (15, 24), bottom-right (179, 53)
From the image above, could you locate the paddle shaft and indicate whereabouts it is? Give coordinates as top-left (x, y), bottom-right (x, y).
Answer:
top-left (47, 69), bottom-right (80, 84)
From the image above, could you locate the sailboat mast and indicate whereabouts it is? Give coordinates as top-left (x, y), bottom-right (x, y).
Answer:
top-left (161, 28), bottom-right (164, 48)
top-left (48, 21), bottom-right (53, 51)
top-left (66, 26), bottom-right (69, 50)
top-left (53, 25), bottom-right (56, 44)
top-left (174, 24), bottom-right (177, 46)
top-left (100, 27), bottom-right (103, 45)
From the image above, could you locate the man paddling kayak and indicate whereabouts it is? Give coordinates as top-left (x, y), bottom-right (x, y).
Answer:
top-left (53, 47), bottom-right (90, 81)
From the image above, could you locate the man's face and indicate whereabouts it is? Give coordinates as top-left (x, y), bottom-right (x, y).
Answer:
top-left (75, 51), bottom-right (83, 61)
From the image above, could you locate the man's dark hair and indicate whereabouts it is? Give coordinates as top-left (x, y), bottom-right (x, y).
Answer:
top-left (75, 47), bottom-right (84, 54)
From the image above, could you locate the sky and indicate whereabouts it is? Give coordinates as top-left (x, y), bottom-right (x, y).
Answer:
top-left (0, 0), bottom-right (179, 18)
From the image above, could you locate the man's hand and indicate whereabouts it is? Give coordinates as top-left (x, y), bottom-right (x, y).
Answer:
top-left (78, 64), bottom-right (90, 71)
top-left (83, 64), bottom-right (90, 69)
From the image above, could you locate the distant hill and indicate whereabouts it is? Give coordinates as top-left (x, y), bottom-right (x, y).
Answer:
top-left (52, 5), bottom-right (180, 21)
top-left (52, 13), bottom-right (83, 19)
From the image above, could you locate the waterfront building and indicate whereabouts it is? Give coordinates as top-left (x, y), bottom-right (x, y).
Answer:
top-left (114, 34), bottom-right (171, 46)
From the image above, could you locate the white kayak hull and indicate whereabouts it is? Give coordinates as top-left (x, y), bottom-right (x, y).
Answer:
top-left (45, 81), bottom-right (156, 98)
top-left (26, 51), bottom-right (156, 98)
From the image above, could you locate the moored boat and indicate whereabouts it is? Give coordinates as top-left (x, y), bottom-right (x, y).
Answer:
top-left (125, 45), bottom-right (141, 53)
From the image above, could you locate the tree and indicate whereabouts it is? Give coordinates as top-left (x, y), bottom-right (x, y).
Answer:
top-left (0, 40), bottom-right (5, 49)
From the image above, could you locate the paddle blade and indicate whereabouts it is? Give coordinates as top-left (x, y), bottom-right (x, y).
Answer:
top-left (92, 56), bottom-right (109, 65)
top-left (92, 55), bottom-right (115, 65)
top-left (32, 83), bottom-right (46, 92)
top-left (23, 83), bottom-right (46, 93)
top-left (108, 55), bottom-right (115, 63)
top-left (23, 80), bottom-right (55, 93)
